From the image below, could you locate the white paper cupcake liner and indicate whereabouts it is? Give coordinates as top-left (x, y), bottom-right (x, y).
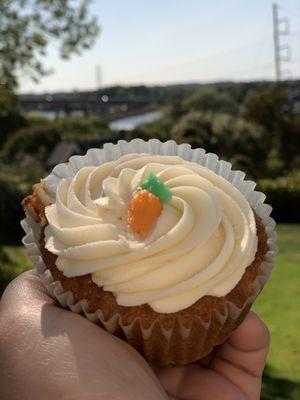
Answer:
top-left (21, 139), bottom-right (277, 363)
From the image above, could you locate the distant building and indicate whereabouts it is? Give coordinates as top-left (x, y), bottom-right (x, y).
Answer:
top-left (47, 135), bottom-right (126, 169)
top-left (47, 142), bottom-right (81, 168)
top-left (288, 88), bottom-right (300, 113)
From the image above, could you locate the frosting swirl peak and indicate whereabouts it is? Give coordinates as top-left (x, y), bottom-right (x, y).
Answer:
top-left (44, 154), bottom-right (257, 313)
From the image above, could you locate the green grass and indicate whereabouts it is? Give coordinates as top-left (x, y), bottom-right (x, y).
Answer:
top-left (0, 224), bottom-right (299, 399)
top-left (254, 224), bottom-right (300, 380)
top-left (253, 224), bottom-right (300, 399)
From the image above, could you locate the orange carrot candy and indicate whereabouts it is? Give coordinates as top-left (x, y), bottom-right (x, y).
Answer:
top-left (127, 172), bottom-right (172, 238)
top-left (127, 190), bottom-right (163, 238)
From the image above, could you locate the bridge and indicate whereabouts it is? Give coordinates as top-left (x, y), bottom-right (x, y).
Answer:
top-left (19, 92), bottom-right (156, 121)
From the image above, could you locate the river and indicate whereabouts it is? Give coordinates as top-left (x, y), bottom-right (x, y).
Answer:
top-left (27, 110), bottom-right (163, 131)
top-left (109, 111), bottom-right (163, 131)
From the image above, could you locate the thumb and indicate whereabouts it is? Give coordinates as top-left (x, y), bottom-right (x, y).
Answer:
top-left (210, 311), bottom-right (270, 399)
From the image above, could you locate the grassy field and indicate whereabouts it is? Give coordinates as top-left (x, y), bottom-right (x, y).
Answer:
top-left (0, 224), bottom-right (299, 399)
top-left (253, 224), bottom-right (300, 399)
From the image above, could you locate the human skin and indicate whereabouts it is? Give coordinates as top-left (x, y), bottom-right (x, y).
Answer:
top-left (0, 271), bottom-right (269, 400)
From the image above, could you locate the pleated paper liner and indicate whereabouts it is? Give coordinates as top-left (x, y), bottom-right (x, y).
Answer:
top-left (21, 139), bottom-right (277, 365)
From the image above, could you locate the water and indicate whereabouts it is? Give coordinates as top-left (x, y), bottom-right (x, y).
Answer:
top-left (27, 110), bottom-right (86, 120)
top-left (109, 111), bottom-right (163, 131)
top-left (26, 110), bottom-right (163, 131)
top-left (27, 110), bottom-right (61, 120)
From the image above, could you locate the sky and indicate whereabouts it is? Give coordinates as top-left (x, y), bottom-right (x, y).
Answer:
top-left (18, 0), bottom-right (300, 93)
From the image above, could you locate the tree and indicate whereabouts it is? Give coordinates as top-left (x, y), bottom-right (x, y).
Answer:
top-left (171, 110), bottom-right (214, 150)
top-left (243, 86), bottom-right (288, 131)
top-left (1, 122), bottom-right (62, 163)
top-left (130, 114), bottom-right (174, 142)
top-left (171, 111), bottom-right (270, 179)
top-left (183, 87), bottom-right (238, 115)
top-left (0, 87), bottom-right (27, 145)
top-left (243, 86), bottom-right (300, 171)
top-left (0, 0), bottom-right (100, 89)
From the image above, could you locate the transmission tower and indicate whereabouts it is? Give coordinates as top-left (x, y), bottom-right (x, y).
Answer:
top-left (272, 3), bottom-right (290, 81)
top-left (95, 64), bottom-right (102, 89)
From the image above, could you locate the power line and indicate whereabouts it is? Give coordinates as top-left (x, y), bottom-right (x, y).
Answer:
top-left (125, 37), bottom-right (273, 81)
top-left (95, 64), bottom-right (102, 89)
top-left (229, 63), bottom-right (274, 77)
top-left (272, 2), bottom-right (291, 81)
top-left (278, 5), bottom-right (300, 20)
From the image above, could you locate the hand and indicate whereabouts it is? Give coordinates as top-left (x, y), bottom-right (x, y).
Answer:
top-left (0, 271), bottom-right (269, 400)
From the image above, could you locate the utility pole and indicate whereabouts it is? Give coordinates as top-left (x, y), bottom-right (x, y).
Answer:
top-left (95, 64), bottom-right (102, 89)
top-left (272, 3), bottom-right (290, 82)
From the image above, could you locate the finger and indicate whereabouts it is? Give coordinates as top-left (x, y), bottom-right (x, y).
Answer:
top-left (0, 270), bottom-right (56, 315)
top-left (210, 311), bottom-right (270, 400)
top-left (214, 311), bottom-right (270, 376)
top-left (196, 348), bottom-right (217, 367)
top-left (154, 363), bottom-right (247, 400)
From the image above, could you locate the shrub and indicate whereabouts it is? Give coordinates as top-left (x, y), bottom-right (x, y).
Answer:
top-left (0, 155), bottom-right (46, 245)
top-left (130, 114), bottom-right (174, 142)
top-left (171, 111), bottom-right (270, 179)
top-left (257, 171), bottom-right (300, 222)
top-left (1, 116), bottom-right (114, 162)
top-left (0, 246), bottom-right (32, 295)
top-left (2, 123), bottom-right (62, 163)
top-left (183, 87), bottom-right (238, 115)
top-left (0, 176), bottom-right (25, 245)
top-left (0, 88), bottom-right (27, 146)
top-left (243, 87), bottom-right (300, 171)
top-left (55, 116), bottom-right (111, 140)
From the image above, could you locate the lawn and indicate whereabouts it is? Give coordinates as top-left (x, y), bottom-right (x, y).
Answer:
top-left (0, 224), bottom-right (299, 399)
top-left (253, 224), bottom-right (300, 399)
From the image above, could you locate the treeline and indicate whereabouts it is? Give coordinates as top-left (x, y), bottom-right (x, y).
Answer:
top-left (0, 81), bottom-right (299, 244)
top-left (129, 83), bottom-right (300, 223)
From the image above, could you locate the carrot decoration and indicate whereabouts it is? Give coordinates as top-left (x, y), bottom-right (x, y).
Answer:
top-left (127, 172), bottom-right (172, 238)
top-left (138, 171), bottom-right (172, 203)
top-left (127, 189), bottom-right (163, 238)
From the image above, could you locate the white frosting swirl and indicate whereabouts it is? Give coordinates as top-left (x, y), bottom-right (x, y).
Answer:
top-left (44, 154), bottom-right (257, 313)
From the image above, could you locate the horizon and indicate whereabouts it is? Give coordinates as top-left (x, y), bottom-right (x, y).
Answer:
top-left (18, 0), bottom-right (300, 94)
top-left (18, 78), bottom-right (300, 96)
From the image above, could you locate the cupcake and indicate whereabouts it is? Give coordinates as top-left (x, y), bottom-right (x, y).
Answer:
top-left (21, 139), bottom-right (277, 365)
